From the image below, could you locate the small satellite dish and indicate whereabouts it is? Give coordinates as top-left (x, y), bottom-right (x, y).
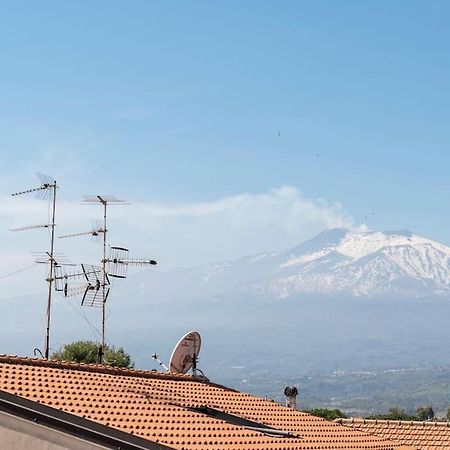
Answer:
top-left (169, 331), bottom-right (201, 375)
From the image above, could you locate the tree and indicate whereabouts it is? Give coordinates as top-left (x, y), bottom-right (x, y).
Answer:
top-left (368, 408), bottom-right (416, 421)
top-left (51, 340), bottom-right (134, 368)
top-left (306, 408), bottom-right (346, 421)
top-left (447, 407), bottom-right (450, 421)
top-left (416, 405), bottom-right (434, 421)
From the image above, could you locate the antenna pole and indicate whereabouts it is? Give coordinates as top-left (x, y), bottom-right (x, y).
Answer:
top-left (101, 197), bottom-right (107, 363)
top-left (11, 174), bottom-right (59, 359)
top-left (76, 195), bottom-right (155, 361)
top-left (45, 180), bottom-right (57, 359)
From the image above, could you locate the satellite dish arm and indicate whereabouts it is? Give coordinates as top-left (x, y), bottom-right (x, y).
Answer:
top-left (152, 353), bottom-right (168, 371)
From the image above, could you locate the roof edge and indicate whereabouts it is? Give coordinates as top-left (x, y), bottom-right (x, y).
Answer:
top-left (0, 354), bottom-right (194, 382)
top-left (0, 354), bottom-right (238, 391)
top-left (335, 417), bottom-right (450, 427)
top-left (0, 389), bottom-right (174, 449)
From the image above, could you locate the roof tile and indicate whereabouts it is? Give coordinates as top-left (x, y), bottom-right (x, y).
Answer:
top-left (335, 418), bottom-right (450, 450)
top-left (0, 355), bottom-right (413, 450)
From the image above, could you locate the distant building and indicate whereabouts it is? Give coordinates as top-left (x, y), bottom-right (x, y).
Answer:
top-left (0, 354), bottom-right (412, 449)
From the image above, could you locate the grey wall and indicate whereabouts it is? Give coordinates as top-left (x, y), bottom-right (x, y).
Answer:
top-left (0, 410), bottom-right (108, 450)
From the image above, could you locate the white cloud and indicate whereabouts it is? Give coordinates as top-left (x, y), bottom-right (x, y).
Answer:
top-left (0, 186), bottom-right (364, 296)
top-left (121, 185), bottom-right (358, 224)
top-left (113, 186), bottom-right (364, 266)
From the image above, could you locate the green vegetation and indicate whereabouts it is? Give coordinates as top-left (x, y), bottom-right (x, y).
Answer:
top-left (305, 408), bottom-right (346, 420)
top-left (368, 405), bottom-right (436, 421)
top-left (51, 340), bottom-right (133, 368)
top-left (368, 407), bottom-right (417, 421)
top-left (416, 405), bottom-right (434, 421)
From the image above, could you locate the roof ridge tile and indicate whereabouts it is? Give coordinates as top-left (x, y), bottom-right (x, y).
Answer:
top-left (0, 354), bottom-right (238, 392)
top-left (335, 418), bottom-right (450, 428)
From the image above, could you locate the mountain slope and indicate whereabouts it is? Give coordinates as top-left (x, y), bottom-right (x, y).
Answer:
top-left (131, 228), bottom-right (450, 301)
top-left (266, 229), bottom-right (450, 298)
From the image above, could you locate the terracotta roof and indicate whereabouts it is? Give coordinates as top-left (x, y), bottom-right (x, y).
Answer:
top-left (335, 418), bottom-right (450, 450)
top-left (0, 354), bottom-right (413, 450)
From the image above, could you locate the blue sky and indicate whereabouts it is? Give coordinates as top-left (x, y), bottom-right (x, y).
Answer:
top-left (1, 1), bottom-right (450, 294)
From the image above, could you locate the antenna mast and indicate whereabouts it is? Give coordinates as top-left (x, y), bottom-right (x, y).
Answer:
top-left (80, 195), bottom-right (124, 360)
top-left (11, 173), bottom-right (58, 359)
top-left (59, 195), bottom-right (157, 363)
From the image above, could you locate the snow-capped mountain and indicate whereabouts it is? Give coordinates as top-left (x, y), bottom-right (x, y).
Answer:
top-left (263, 228), bottom-right (450, 298)
top-left (134, 228), bottom-right (450, 301)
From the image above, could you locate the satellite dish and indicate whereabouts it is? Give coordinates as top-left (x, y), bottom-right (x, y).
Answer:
top-left (169, 331), bottom-right (201, 375)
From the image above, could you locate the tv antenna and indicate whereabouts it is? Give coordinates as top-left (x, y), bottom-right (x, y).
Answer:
top-left (80, 196), bottom-right (125, 361)
top-left (58, 195), bottom-right (157, 363)
top-left (10, 173), bottom-right (58, 359)
top-left (59, 220), bottom-right (104, 242)
top-left (53, 263), bottom-right (107, 304)
top-left (167, 331), bottom-right (207, 380)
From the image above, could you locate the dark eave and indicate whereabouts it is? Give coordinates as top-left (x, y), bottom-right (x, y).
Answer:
top-left (0, 390), bottom-right (174, 450)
